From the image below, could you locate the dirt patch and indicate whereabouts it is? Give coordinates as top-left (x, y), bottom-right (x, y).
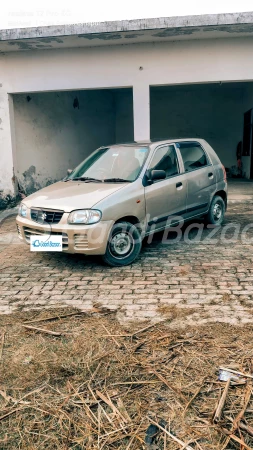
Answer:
top-left (0, 307), bottom-right (253, 449)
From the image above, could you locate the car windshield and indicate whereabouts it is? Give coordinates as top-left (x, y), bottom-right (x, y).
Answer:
top-left (68, 146), bottom-right (150, 182)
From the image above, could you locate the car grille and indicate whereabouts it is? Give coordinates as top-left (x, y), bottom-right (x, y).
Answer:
top-left (24, 227), bottom-right (68, 249)
top-left (74, 234), bottom-right (89, 250)
top-left (31, 208), bottom-right (64, 224)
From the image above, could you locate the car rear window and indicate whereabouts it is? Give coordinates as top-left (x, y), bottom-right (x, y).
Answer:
top-left (177, 142), bottom-right (209, 172)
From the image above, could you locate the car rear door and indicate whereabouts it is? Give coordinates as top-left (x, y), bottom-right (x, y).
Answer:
top-left (144, 144), bottom-right (188, 232)
top-left (176, 141), bottom-right (217, 219)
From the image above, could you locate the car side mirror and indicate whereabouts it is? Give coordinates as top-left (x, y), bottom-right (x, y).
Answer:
top-left (142, 169), bottom-right (166, 187)
top-left (67, 169), bottom-right (73, 175)
top-left (150, 170), bottom-right (166, 181)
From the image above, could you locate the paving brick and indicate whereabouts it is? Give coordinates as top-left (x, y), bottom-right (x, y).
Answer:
top-left (1, 203), bottom-right (253, 325)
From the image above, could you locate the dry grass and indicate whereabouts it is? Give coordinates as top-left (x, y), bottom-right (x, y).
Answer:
top-left (156, 304), bottom-right (196, 320)
top-left (0, 306), bottom-right (253, 449)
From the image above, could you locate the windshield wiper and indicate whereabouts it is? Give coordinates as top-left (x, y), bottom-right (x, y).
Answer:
top-left (103, 178), bottom-right (131, 183)
top-left (72, 177), bottom-right (102, 182)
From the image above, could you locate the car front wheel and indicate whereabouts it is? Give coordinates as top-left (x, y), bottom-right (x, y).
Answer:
top-left (205, 195), bottom-right (225, 226)
top-left (102, 221), bottom-right (142, 266)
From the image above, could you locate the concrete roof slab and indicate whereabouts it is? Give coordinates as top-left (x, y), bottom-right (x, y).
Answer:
top-left (1, 12), bottom-right (253, 52)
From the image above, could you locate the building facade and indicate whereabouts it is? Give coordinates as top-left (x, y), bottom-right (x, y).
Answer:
top-left (1, 12), bottom-right (253, 207)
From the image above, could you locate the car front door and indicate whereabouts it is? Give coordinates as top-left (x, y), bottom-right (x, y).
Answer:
top-left (176, 141), bottom-right (217, 219)
top-left (144, 144), bottom-right (187, 232)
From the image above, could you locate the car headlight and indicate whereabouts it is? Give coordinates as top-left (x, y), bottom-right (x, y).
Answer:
top-left (18, 203), bottom-right (27, 218)
top-left (68, 209), bottom-right (102, 224)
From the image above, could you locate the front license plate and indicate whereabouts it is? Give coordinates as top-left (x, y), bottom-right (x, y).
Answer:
top-left (30, 235), bottom-right (62, 252)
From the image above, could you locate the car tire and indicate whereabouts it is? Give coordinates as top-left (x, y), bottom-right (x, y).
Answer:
top-left (102, 221), bottom-right (142, 266)
top-left (205, 195), bottom-right (225, 226)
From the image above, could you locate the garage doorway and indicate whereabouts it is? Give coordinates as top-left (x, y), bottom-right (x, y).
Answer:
top-left (12, 88), bottom-right (134, 195)
top-left (150, 82), bottom-right (253, 179)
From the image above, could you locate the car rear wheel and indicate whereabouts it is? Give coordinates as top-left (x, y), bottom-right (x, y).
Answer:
top-left (205, 195), bottom-right (225, 226)
top-left (102, 221), bottom-right (142, 266)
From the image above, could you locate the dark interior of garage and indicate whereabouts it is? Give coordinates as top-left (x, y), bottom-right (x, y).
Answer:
top-left (13, 88), bottom-right (134, 194)
top-left (150, 82), bottom-right (253, 179)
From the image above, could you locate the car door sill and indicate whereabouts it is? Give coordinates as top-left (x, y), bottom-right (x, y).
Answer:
top-left (147, 203), bottom-right (208, 227)
top-left (145, 209), bottom-right (209, 236)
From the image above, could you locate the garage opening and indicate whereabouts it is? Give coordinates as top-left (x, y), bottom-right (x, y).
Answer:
top-left (12, 88), bottom-right (134, 195)
top-left (150, 82), bottom-right (253, 179)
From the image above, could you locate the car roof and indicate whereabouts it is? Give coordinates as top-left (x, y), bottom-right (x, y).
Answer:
top-left (107, 138), bottom-right (206, 148)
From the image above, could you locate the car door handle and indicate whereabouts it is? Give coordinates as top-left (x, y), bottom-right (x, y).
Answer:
top-left (176, 182), bottom-right (183, 189)
top-left (208, 172), bottom-right (214, 179)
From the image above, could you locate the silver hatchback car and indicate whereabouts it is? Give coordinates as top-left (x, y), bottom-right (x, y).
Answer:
top-left (17, 139), bottom-right (227, 266)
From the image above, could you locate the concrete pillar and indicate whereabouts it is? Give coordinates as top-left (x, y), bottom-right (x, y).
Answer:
top-left (133, 84), bottom-right (150, 142)
top-left (0, 90), bottom-right (17, 208)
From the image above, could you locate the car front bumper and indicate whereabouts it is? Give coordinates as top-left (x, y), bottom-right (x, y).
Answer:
top-left (16, 215), bottom-right (114, 255)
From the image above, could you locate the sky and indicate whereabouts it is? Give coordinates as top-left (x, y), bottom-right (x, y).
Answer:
top-left (0, 0), bottom-right (253, 29)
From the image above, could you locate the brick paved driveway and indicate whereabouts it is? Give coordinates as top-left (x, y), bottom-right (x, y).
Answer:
top-left (1, 203), bottom-right (253, 325)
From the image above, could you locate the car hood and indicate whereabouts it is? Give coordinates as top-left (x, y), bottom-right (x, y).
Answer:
top-left (23, 181), bottom-right (127, 212)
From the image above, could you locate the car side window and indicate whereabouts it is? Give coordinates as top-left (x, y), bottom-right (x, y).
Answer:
top-left (178, 142), bottom-right (208, 172)
top-left (149, 145), bottom-right (179, 179)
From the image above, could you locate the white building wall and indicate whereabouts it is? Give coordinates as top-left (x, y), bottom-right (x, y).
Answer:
top-left (0, 59), bottom-right (16, 207)
top-left (0, 92), bottom-right (14, 195)
top-left (1, 36), bottom-right (253, 205)
top-left (4, 37), bottom-right (253, 93)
